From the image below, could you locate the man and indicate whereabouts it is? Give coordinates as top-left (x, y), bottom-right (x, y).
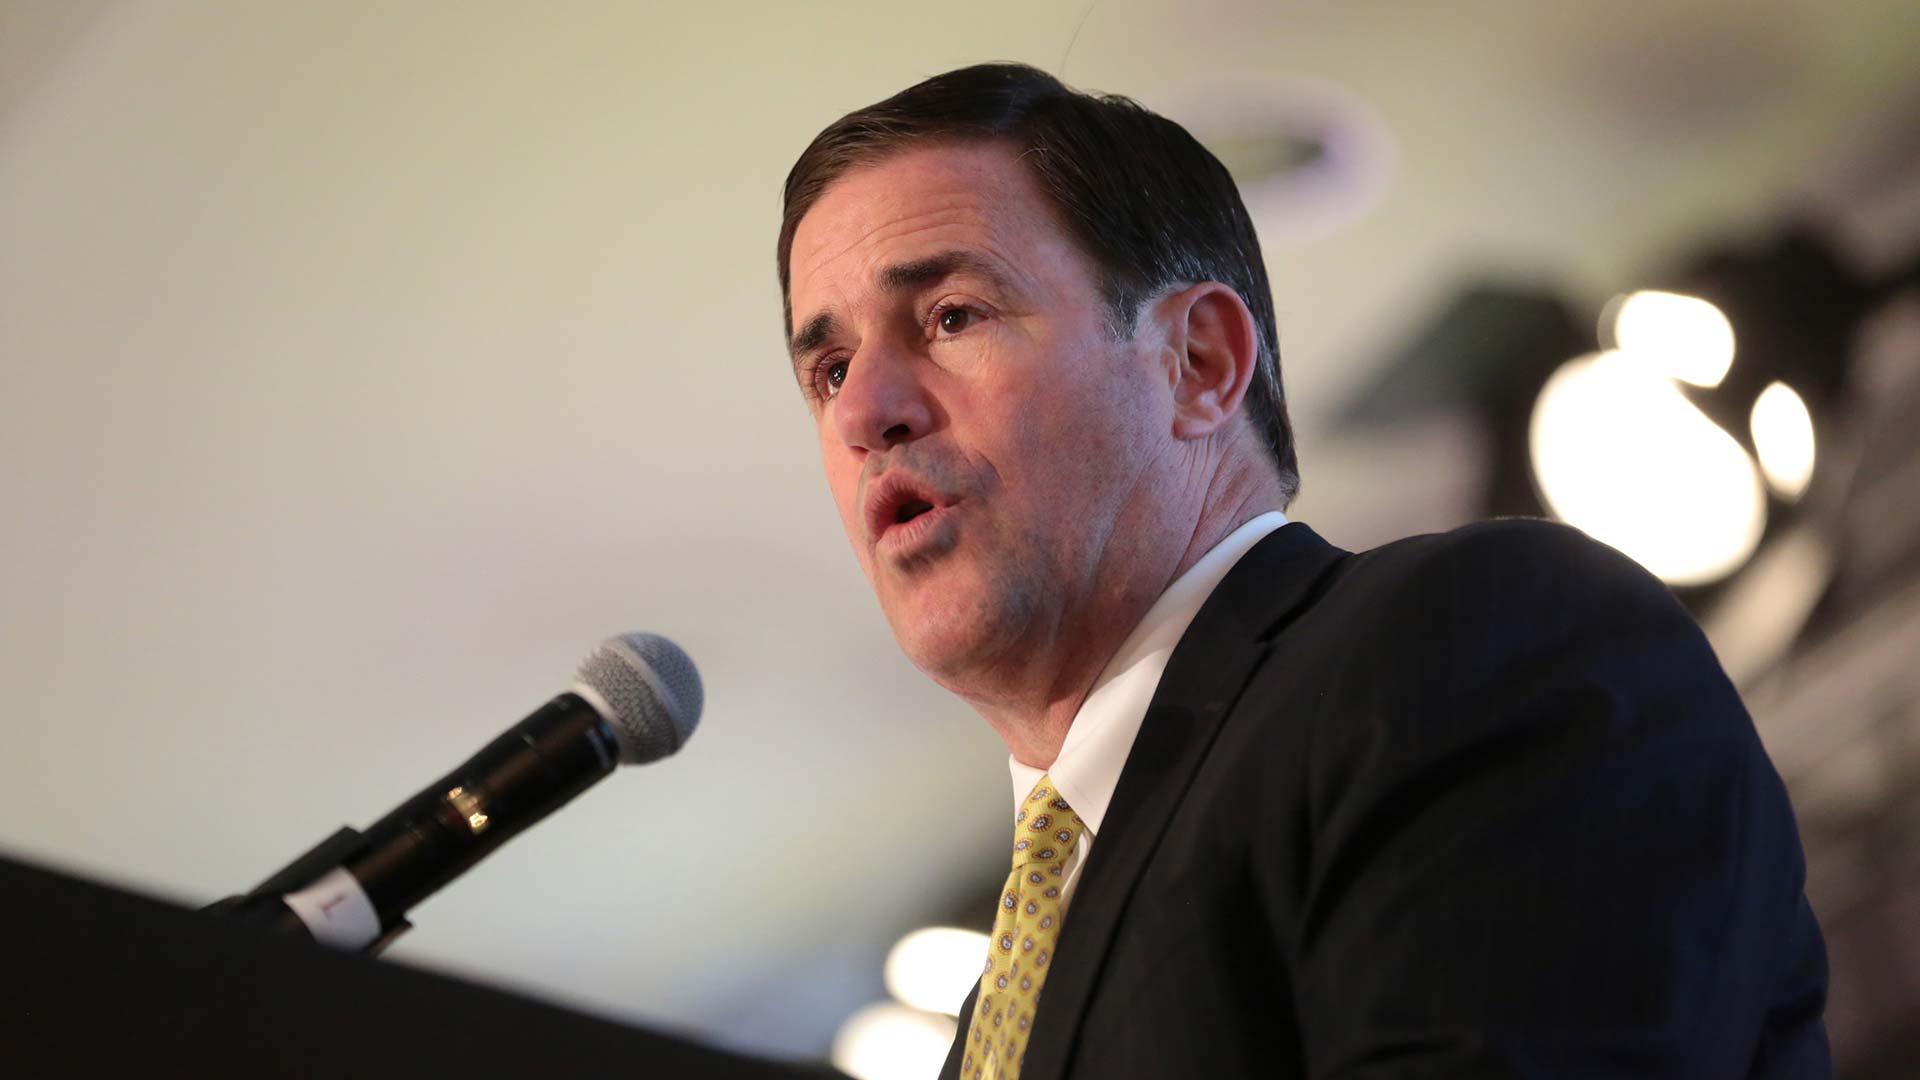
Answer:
top-left (778, 63), bottom-right (1829, 1078)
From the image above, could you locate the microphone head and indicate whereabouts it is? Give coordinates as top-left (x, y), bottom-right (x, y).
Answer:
top-left (572, 632), bottom-right (703, 765)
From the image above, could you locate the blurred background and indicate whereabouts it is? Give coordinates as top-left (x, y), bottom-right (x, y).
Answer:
top-left (3, 1), bottom-right (1917, 1075)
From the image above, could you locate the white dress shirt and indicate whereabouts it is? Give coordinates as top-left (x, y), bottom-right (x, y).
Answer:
top-left (1007, 510), bottom-right (1289, 912)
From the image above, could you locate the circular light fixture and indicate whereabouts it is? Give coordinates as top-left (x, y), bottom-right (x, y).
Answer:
top-left (1604, 289), bottom-right (1737, 388)
top-left (1529, 351), bottom-right (1766, 585)
top-left (883, 927), bottom-right (990, 1017)
top-left (1149, 73), bottom-right (1396, 247)
top-left (830, 1001), bottom-right (958, 1080)
top-left (1750, 381), bottom-right (1816, 500)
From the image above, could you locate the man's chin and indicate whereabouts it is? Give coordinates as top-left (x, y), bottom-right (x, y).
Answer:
top-left (883, 584), bottom-right (1030, 688)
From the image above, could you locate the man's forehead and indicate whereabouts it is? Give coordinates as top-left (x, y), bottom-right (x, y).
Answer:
top-left (787, 144), bottom-right (1051, 319)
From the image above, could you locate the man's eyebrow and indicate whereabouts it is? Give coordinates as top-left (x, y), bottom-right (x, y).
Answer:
top-left (876, 249), bottom-right (1012, 294)
top-left (787, 250), bottom-right (1014, 368)
top-left (788, 312), bottom-right (838, 369)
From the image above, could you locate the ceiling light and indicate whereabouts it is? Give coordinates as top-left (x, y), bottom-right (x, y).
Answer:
top-left (830, 1002), bottom-right (957, 1080)
top-left (1605, 290), bottom-right (1737, 388)
top-left (1529, 351), bottom-right (1766, 585)
top-left (883, 927), bottom-right (989, 1017)
top-left (1750, 381), bottom-right (1817, 500)
top-left (1153, 74), bottom-right (1395, 247)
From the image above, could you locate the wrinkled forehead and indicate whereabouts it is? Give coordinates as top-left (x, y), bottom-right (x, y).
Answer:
top-left (786, 142), bottom-right (1067, 329)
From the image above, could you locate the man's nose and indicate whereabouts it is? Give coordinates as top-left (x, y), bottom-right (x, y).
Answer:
top-left (831, 341), bottom-right (936, 454)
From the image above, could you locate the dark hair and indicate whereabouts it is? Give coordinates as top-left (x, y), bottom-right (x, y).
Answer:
top-left (777, 62), bottom-right (1298, 503)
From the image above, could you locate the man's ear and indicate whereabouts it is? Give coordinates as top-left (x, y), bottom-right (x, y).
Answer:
top-left (1156, 282), bottom-right (1259, 442)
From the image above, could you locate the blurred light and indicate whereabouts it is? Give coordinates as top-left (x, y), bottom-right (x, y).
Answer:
top-left (884, 927), bottom-right (990, 1016)
top-left (1750, 381), bottom-right (1817, 500)
top-left (1157, 73), bottom-right (1396, 247)
top-left (831, 1002), bottom-right (957, 1080)
top-left (1529, 351), bottom-right (1766, 585)
top-left (1606, 289), bottom-right (1737, 388)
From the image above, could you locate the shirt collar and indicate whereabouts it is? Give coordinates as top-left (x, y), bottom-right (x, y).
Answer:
top-left (1009, 511), bottom-right (1290, 835)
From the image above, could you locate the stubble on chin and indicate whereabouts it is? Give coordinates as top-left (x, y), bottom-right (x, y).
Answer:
top-left (884, 549), bottom-right (1046, 695)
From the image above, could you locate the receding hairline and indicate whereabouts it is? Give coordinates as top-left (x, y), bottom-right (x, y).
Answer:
top-left (781, 139), bottom-right (1080, 347)
top-left (779, 135), bottom-right (1043, 316)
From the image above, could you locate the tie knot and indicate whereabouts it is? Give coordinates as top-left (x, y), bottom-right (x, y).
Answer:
top-left (1012, 774), bottom-right (1083, 869)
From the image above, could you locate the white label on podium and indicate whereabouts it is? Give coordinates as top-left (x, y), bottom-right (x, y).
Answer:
top-left (282, 867), bottom-right (381, 951)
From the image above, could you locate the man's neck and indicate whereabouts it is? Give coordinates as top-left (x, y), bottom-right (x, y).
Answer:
top-left (967, 466), bottom-right (1283, 769)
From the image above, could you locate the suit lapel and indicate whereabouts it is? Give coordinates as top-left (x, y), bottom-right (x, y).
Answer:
top-left (1014, 522), bottom-right (1347, 1079)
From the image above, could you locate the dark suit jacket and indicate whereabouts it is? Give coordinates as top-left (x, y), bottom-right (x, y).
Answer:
top-left (940, 519), bottom-right (1829, 1079)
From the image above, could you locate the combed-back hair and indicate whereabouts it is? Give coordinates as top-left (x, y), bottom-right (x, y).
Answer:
top-left (777, 62), bottom-right (1298, 501)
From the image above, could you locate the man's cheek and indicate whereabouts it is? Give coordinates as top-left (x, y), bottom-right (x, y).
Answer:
top-left (840, 512), bottom-right (867, 567)
top-left (820, 461), bottom-right (859, 539)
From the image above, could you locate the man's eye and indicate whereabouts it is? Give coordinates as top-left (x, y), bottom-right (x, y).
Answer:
top-left (935, 306), bottom-right (978, 335)
top-left (821, 358), bottom-right (849, 399)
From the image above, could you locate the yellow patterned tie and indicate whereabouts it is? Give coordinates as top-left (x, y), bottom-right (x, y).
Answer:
top-left (964, 775), bottom-right (1084, 1080)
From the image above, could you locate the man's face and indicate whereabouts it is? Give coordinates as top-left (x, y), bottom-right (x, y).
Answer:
top-left (786, 141), bottom-right (1175, 688)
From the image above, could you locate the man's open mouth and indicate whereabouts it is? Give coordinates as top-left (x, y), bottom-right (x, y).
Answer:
top-left (867, 473), bottom-right (953, 547)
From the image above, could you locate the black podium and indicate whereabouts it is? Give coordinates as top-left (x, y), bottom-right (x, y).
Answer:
top-left (0, 854), bottom-right (845, 1077)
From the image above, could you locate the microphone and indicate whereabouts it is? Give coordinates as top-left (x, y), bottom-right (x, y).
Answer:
top-left (215, 632), bottom-right (702, 951)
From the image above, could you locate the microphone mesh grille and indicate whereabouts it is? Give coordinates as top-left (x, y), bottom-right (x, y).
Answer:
top-left (574, 632), bottom-right (703, 765)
